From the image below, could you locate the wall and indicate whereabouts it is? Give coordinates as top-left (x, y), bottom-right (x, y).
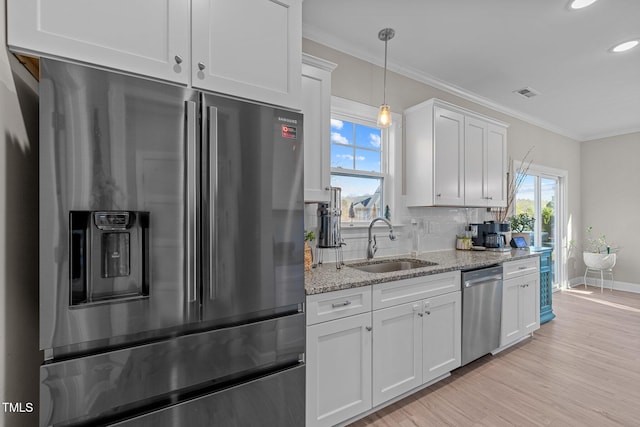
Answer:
top-left (581, 132), bottom-right (640, 289)
top-left (303, 39), bottom-right (583, 280)
top-left (1, 1), bottom-right (41, 425)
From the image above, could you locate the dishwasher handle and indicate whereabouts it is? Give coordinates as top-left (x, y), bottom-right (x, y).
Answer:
top-left (464, 274), bottom-right (503, 287)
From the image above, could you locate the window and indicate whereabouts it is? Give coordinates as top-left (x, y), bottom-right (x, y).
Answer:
top-left (329, 98), bottom-right (396, 225)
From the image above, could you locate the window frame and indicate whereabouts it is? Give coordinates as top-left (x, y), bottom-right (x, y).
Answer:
top-left (330, 97), bottom-right (400, 226)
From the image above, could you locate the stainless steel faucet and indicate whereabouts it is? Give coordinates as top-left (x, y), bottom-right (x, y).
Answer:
top-left (367, 217), bottom-right (396, 260)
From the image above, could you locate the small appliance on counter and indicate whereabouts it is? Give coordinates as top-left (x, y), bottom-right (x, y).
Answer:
top-left (316, 186), bottom-right (346, 268)
top-left (470, 221), bottom-right (511, 252)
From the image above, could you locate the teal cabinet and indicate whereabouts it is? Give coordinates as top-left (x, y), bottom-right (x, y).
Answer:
top-left (537, 248), bottom-right (555, 324)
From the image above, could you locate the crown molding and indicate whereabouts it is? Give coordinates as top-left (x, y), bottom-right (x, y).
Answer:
top-left (303, 27), bottom-right (585, 141)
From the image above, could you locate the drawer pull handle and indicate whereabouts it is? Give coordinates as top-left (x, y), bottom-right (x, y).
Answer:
top-left (366, 326), bottom-right (372, 332)
top-left (332, 300), bottom-right (352, 308)
top-left (519, 266), bottom-right (528, 270)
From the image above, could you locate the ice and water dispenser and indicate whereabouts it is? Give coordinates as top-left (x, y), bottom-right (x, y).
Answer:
top-left (70, 211), bottom-right (149, 306)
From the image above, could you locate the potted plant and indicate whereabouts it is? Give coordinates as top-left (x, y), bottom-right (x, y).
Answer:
top-left (304, 230), bottom-right (316, 271)
top-left (510, 212), bottom-right (535, 246)
top-left (583, 226), bottom-right (617, 270)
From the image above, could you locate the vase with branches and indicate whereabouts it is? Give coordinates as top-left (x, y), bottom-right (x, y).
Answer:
top-left (492, 147), bottom-right (534, 223)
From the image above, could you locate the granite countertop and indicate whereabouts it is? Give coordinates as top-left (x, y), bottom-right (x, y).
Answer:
top-left (305, 248), bottom-right (542, 295)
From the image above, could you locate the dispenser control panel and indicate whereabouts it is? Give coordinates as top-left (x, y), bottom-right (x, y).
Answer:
top-left (94, 212), bottom-right (131, 230)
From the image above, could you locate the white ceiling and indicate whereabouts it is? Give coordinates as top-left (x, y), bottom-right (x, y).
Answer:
top-left (302, 0), bottom-right (640, 141)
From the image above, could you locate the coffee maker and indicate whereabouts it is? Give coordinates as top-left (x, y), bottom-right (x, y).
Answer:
top-left (470, 221), bottom-right (510, 251)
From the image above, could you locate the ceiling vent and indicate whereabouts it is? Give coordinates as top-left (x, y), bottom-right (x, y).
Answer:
top-left (513, 87), bottom-right (540, 99)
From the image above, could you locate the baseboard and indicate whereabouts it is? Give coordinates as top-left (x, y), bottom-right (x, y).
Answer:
top-left (568, 277), bottom-right (640, 294)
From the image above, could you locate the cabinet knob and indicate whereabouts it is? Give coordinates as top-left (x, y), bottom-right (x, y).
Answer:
top-left (425, 310), bottom-right (431, 315)
top-left (436, 193), bottom-right (442, 197)
top-left (366, 326), bottom-right (372, 332)
top-left (486, 196), bottom-right (493, 200)
top-left (198, 62), bottom-right (206, 71)
top-left (418, 313), bottom-right (424, 317)
top-left (174, 55), bottom-right (183, 65)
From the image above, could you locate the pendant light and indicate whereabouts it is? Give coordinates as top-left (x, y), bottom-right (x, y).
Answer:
top-left (377, 28), bottom-right (395, 128)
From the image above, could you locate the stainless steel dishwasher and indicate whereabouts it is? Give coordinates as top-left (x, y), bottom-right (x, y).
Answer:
top-left (461, 265), bottom-right (503, 366)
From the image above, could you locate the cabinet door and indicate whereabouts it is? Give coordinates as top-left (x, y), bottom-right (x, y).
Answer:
top-left (372, 302), bottom-right (422, 406)
top-left (487, 124), bottom-right (507, 207)
top-left (500, 278), bottom-right (522, 346)
top-left (520, 273), bottom-right (540, 335)
top-left (433, 107), bottom-right (465, 206)
top-left (422, 291), bottom-right (461, 384)
top-left (192, 0), bottom-right (302, 109)
top-left (306, 313), bottom-right (372, 427)
top-left (8, 0), bottom-right (190, 84)
top-left (302, 56), bottom-right (335, 202)
top-left (464, 117), bottom-right (488, 206)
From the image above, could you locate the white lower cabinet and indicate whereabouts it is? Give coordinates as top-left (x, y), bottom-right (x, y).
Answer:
top-left (500, 258), bottom-right (540, 347)
top-left (422, 291), bottom-right (462, 383)
top-left (372, 302), bottom-right (423, 406)
top-left (306, 271), bottom-right (462, 427)
top-left (372, 290), bottom-right (461, 406)
top-left (306, 289), bottom-right (373, 427)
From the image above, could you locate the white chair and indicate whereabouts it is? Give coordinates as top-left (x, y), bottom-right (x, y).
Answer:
top-left (583, 252), bottom-right (616, 293)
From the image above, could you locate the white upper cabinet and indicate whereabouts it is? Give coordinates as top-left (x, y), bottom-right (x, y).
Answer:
top-left (192, 0), bottom-right (302, 109)
top-left (464, 116), bottom-right (489, 206)
top-left (405, 99), bottom-right (508, 207)
top-left (433, 107), bottom-right (466, 206)
top-left (8, 0), bottom-right (303, 109)
top-left (302, 54), bottom-right (336, 202)
top-left (8, 0), bottom-right (190, 84)
top-left (486, 124), bottom-right (508, 207)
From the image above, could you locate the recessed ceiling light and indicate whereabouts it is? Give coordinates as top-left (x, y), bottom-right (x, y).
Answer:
top-left (569, 0), bottom-right (598, 9)
top-left (611, 40), bottom-right (639, 53)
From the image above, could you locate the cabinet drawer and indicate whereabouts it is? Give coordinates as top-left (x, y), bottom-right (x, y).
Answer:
top-left (306, 287), bottom-right (372, 326)
top-left (503, 257), bottom-right (539, 280)
top-left (372, 271), bottom-right (460, 310)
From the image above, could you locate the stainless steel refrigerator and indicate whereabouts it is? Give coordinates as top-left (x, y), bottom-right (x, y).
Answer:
top-left (38, 58), bottom-right (305, 426)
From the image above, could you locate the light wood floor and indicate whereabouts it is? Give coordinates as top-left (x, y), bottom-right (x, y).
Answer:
top-left (350, 287), bottom-right (640, 427)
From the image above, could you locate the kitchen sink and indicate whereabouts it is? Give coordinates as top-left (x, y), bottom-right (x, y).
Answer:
top-left (347, 258), bottom-right (438, 273)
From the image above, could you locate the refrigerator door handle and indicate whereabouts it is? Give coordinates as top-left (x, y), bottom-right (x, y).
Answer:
top-left (185, 100), bottom-right (198, 303)
top-left (209, 106), bottom-right (218, 301)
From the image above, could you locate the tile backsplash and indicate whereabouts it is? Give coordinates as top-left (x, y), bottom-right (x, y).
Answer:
top-left (304, 203), bottom-right (493, 262)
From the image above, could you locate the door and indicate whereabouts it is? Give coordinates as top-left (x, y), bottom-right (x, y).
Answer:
top-left (191, 0), bottom-right (302, 109)
top-left (433, 107), bottom-right (465, 206)
top-left (515, 164), bottom-right (567, 288)
top-left (487, 124), bottom-right (507, 206)
top-left (500, 278), bottom-right (522, 346)
top-left (39, 59), bottom-right (199, 354)
top-left (306, 313), bottom-right (372, 427)
top-left (464, 117), bottom-right (487, 206)
top-left (520, 274), bottom-right (540, 334)
top-left (423, 291), bottom-right (461, 383)
top-left (202, 94), bottom-right (304, 326)
top-left (372, 302), bottom-right (422, 406)
top-left (8, 0), bottom-right (189, 84)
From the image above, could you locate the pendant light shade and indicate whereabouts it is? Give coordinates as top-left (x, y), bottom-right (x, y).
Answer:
top-left (377, 28), bottom-right (395, 128)
top-left (377, 104), bottom-right (392, 128)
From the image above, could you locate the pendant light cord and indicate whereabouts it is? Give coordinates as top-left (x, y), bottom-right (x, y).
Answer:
top-left (383, 37), bottom-right (388, 105)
